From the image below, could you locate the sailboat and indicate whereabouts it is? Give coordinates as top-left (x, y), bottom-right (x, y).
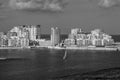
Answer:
top-left (63, 49), bottom-right (67, 60)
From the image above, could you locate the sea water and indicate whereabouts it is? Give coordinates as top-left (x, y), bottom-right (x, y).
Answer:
top-left (0, 49), bottom-right (120, 80)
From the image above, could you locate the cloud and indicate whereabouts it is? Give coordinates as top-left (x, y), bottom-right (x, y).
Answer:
top-left (0, 2), bottom-right (5, 8)
top-left (98, 0), bottom-right (120, 8)
top-left (9, 0), bottom-right (68, 12)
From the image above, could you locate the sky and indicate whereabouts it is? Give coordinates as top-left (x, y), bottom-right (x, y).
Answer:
top-left (0, 0), bottom-right (120, 34)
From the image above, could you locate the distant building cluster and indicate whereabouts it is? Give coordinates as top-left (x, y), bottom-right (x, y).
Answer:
top-left (0, 25), bottom-right (114, 48)
top-left (0, 25), bottom-right (60, 48)
top-left (0, 25), bottom-right (40, 47)
top-left (64, 28), bottom-right (114, 47)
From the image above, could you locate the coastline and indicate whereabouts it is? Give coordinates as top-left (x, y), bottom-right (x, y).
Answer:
top-left (0, 46), bottom-right (118, 51)
top-left (0, 47), bottom-right (30, 49)
top-left (48, 46), bottom-right (118, 51)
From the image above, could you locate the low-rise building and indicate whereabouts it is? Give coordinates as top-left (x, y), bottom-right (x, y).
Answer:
top-left (37, 39), bottom-right (52, 47)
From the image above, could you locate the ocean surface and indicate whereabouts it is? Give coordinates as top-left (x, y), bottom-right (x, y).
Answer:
top-left (0, 35), bottom-right (120, 80)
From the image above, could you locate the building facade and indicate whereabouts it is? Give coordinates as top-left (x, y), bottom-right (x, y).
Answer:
top-left (51, 27), bottom-right (60, 46)
top-left (3, 25), bottom-right (39, 47)
top-left (64, 28), bottom-right (114, 47)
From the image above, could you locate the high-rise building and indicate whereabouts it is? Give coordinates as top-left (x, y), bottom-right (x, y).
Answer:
top-left (0, 32), bottom-right (4, 46)
top-left (51, 27), bottom-right (60, 46)
top-left (64, 28), bottom-right (114, 47)
top-left (36, 25), bottom-right (41, 39)
top-left (77, 39), bottom-right (84, 46)
top-left (28, 25), bottom-right (37, 41)
top-left (20, 38), bottom-right (29, 47)
top-left (71, 28), bottom-right (79, 35)
top-left (1, 34), bottom-right (8, 47)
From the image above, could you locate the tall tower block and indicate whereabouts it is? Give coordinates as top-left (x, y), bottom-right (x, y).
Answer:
top-left (36, 25), bottom-right (41, 39)
top-left (29, 25), bottom-right (37, 41)
top-left (51, 27), bottom-right (60, 46)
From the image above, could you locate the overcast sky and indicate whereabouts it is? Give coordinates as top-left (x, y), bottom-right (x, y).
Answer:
top-left (0, 0), bottom-right (120, 34)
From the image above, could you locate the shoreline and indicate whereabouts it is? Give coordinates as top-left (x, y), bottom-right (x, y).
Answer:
top-left (0, 46), bottom-right (118, 51)
top-left (48, 46), bottom-right (118, 51)
top-left (0, 47), bottom-right (30, 49)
